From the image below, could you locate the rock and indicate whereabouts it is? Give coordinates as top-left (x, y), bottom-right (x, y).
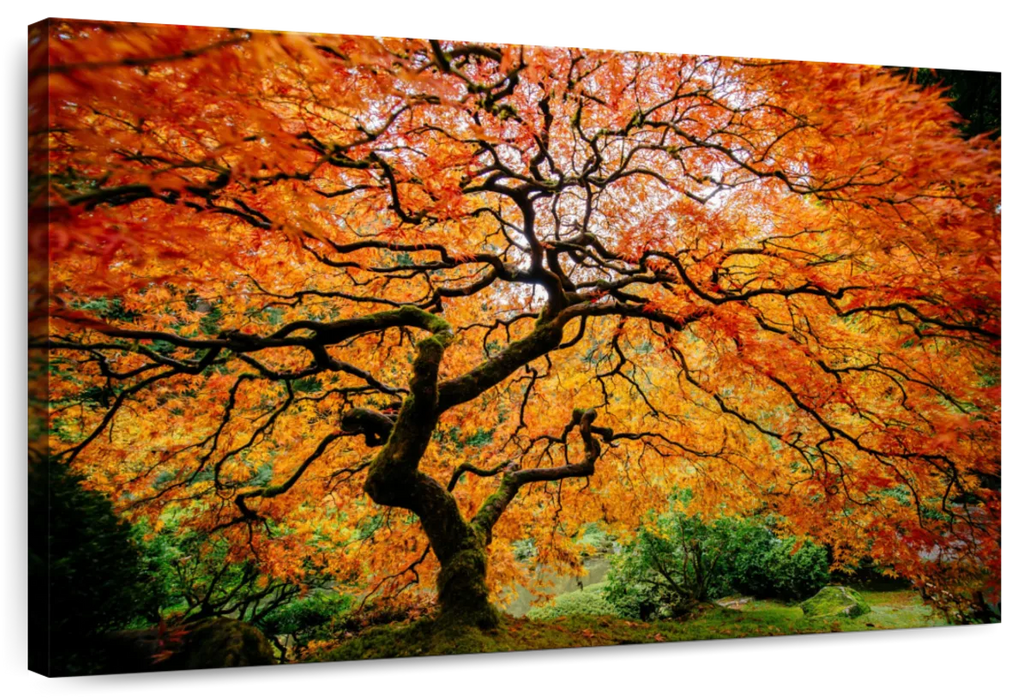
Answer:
top-left (169, 617), bottom-right (277, 670)
top-left (800, 586), bottom-right (872, 618)
top-left (102, 617), bottom-right (276, 674)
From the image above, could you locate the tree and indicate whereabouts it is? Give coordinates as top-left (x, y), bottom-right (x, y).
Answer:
top-left (30, 20), bottom-right (1000, 629)
top-left (29, 459), bottom-right (160, 675)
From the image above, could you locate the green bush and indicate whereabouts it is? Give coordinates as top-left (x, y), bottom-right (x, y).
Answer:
top-left (831, 556), bottom-right (909, 591)
top-left (576, 522), bottom-right (615, 554)
top-left (603, 508), bottom-right (734, 620)
top-left (724, 523), bottom-right (830, 601)
top-left (526, 584), bottom-right (619, 621)
top-left (603, 569), bottom-right (663, 620)
top-left (258, 591), bottom-right (352, 643)
top-left (602, 494), bottom-right (830, 620)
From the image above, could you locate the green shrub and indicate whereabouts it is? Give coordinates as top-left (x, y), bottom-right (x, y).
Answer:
top-left (603, 569), bottom-right (663, 620)
top-left (600, 531), bottom-right (728, 617)
top-left (602, 493), bottom-right (830, 620)
top-left (831, 556), bottom-right (909, 591)
top-left (603, 509), bottom-right (734, 620)
top-left (258, 591), bottom-right (352, 643)
top-left (526, 584), bottom-right (619, 621)
top-left (725, 523), bottom-right (830, 601)
top-left (576, 522), bottom-right (615, 554)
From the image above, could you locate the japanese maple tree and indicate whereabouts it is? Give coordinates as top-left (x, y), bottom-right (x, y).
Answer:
top-left (30, 20), bottom-right (1000, 627)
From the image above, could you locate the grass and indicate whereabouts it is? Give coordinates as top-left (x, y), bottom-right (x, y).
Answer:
top-left (311, 589), bottom-right (948, 663)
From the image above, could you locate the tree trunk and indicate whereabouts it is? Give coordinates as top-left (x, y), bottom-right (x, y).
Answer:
top-left (355, 313), bottom-right (577, 630)
top-left (364, 465), bottom-right (501, 629)
top-left (404, 475), bottom-right (500, 629)
top-left (436, 536), bottom-right (501, 629)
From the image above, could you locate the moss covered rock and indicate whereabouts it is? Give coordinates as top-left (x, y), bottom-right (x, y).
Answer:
top-left (171, 617), bottom-right (276, 670)
top-left (800, 586), bottom-right (872, 618)
top-left (102, 617), bottom-right (276, 674)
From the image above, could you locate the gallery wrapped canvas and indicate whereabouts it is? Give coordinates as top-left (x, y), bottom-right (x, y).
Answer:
top-left (28, 17), bottom-right (1000, 677)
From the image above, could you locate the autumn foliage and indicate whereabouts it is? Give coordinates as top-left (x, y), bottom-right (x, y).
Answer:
top-left (30, 20), bottom-right (1000, 626)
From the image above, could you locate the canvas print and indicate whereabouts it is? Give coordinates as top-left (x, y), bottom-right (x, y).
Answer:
top-left (28, 18), bottom-right (1000, 677)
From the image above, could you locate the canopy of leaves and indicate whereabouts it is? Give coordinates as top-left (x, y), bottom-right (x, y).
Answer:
top-left (30, 20), bottom-right (1000, 620)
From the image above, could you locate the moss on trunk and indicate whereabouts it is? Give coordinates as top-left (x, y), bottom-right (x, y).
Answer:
top-left (437, 540), bottom-right (501, 629)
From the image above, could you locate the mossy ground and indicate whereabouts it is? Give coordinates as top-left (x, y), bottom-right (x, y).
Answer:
top-left (312, 590), bottom-right (947, 663)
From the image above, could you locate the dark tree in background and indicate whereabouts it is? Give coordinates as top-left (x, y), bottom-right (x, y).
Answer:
top-left (907, 68), bottom-right (1000, 138)
top-left (29, 460), bottom-right (160, 676)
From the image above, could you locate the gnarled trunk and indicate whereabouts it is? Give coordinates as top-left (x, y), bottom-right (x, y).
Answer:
top-left (365, 469), bottom-right (501, 628)
top-left (357, 317), bottom-right (502, 628)
top-left (436, 535), bottom-right (500, 628)
top-left (356, 311), bottom-right (601, 630)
